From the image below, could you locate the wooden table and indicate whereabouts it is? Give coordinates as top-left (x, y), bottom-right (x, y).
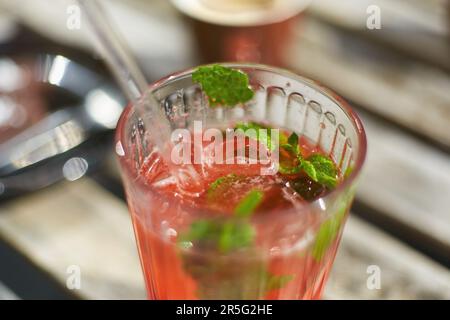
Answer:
top-left (0, 0), bottom-right (449, 299)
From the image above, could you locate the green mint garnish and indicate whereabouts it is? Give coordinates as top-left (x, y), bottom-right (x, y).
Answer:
top-left (265, 274), bottom-right (295, 291)
top-left (311, 218), bottom-right (340, 261)
top-left (301, 154), bottom-right (338, 189)
top-left (178, 220), bottom-right (217, 245)
top-left (235, 122), bottom-right (288, 151)
top-left (234, 189), bottom-right (264, 218)
top-left (180, 184), bottom-right (263, 254)
top-left (236, 122), bottom-right (271, 151)
top-left (278, 156), bottom-right (301, 175)
top-left (179, 180), bottom-right (264, 255)
top-left (279, 132), bottom-right (302, 174)
top-left (300, 160), bottom-right (316, 180)
top-left (279, 132), bottom-right (338, 188)
top-left (178, 219), bottom-right (254, 254)
top-left (218, 221), bottom-right (255, 254)
top-left (344, 165), bottom-right (354, 179)
top-left (192, 65), bottom-right (254, 107)
top-left (178, 177), bottom-right (295, 298)
top-left (207, 174), bottom-right (241, 200)
top-left (235, 122), bottom-right (266, 145)
top-left (312, 203), bottom-right (348, 261)
top-left (287, 132), bottom-right (299, 148)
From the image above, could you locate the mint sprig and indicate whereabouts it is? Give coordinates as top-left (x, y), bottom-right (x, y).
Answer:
top-left (219, 221), bottom-right (255, 254)
top-left (235, 122), bottom-right (287, 151)
top-left (312, 218), bottom-right (340, 261)
top-left (344, 165), bottom-right (354, 179)
top-left (312, 203), bottom-right (348, 261)
top-left (192, 65), bottom-right (254, 107)
top-left (278, 132), bottom-right (338, 189)
top-left (180, 186), bottom-right (263, 254)
top-left (234, 189), bottom-right (264, 218)
top-left (279, 132), bottom-right (301, 175)
top-left (178, 219), bottom-right (254, 254)
top-left (301, 154), bottom-right (338, 189)
top-left (178, 179), bottom-right (296, 298)
top-left (207, 173), bottom-right (241, 201)
top-left (266, 274), bottom-right (295, 291)
top-left (288, 132), bottom-right (299, 148)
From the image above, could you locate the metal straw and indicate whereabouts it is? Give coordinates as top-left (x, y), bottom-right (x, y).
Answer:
top-left (77, 0), bottom-right (201, 187)
top-left (77, 0), bottom-right (172, 156)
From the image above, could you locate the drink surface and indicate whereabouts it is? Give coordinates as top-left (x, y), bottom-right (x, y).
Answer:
top-left (128, 123), bottom-right (347, 299)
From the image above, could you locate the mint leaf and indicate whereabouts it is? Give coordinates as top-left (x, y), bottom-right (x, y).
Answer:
top-left (308, 154), bottom-right (337, 178)
top-left (265, 274), bottom-right (294, 291)
top-left (235, 122), bottom-right (272, 151)
top-left (178, 219), bottom-right (254, 254)
top-left (312, 204), bottom-right (348, 261)
top-left (209, 174), bottom-right (238, 192)
top-left (192, 65), bottom-right (254, 107)
top-left (179, 180), bottom-right (295, 298)
top-left (311, 218), bottom-right (340, 261)
top-left (235, 122), bottom-right (290, 152)
top-left (218, 221), bottom-right (255, 253)
top-left (207, 174), bottom-right (241, 200)
top-left (234, 189), bottom-right (264, 218)
top-left (277, 133), bottom-right (339, 190)
top-left (180, 184), bottom-right (263, 253)
top-left (279, 151), bottom-right (301, 175)
top-left (301, 154), bottom-right (337, 189)
top-left (287, 132), bottom-right (299, 149)
top-left (344, 165), bottom-right (354, 179)
top-left (178, 220), bottom-right (219, 245)
top-left (300, 159), bottom-right (317, 180)
top-left (235, 122), bottom-right (264, 144)
top-left (279, 133), bottom-right (302, 174)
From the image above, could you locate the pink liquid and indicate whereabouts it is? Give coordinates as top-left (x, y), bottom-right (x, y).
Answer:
top-left (127, 130), bottom-right (348, 299)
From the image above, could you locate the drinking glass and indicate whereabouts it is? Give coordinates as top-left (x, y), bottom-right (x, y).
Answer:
top-left (115, 63), bottom-right (367, 299)
top-left (171, 0), bottom-right (312, 66)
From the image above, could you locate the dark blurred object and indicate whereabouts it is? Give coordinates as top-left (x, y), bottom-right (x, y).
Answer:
top-left (172, 0), bottom-right (308, 66)
top-left (448, 0), bottom-right (450, 39)
top-left (189, 15), bottom-right (300, 66)
top-left (0, 26), bottom-right (125, 200)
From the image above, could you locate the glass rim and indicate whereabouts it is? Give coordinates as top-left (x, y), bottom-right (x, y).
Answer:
top-left (116, 63), bottom-right (367, 218)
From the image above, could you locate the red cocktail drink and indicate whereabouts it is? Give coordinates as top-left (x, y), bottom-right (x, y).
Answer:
top-left (116, 64), bottom-right (366, 299)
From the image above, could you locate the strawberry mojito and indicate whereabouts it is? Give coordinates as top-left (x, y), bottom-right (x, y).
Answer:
top-left (116, 64), bottom-right (366, 299)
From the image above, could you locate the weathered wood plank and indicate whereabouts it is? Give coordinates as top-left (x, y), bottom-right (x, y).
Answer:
top-left (0, 179), bottom-right (146, 300)
top-left (326, 216), bottom-right (450, 300)
top-left (308, 0), bottom-right (450, 72)
top-left (308, 0), bottom-right (448, 36)
top-left (356, 111), bottom-right (450, 256)
top-left (288, 17), bottom-right (450, 149)
top-left (1, 178), bottom-right (449, 299)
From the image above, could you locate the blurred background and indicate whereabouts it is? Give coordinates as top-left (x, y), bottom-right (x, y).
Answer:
top-left (0, 0), bottom-right (449, 299)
